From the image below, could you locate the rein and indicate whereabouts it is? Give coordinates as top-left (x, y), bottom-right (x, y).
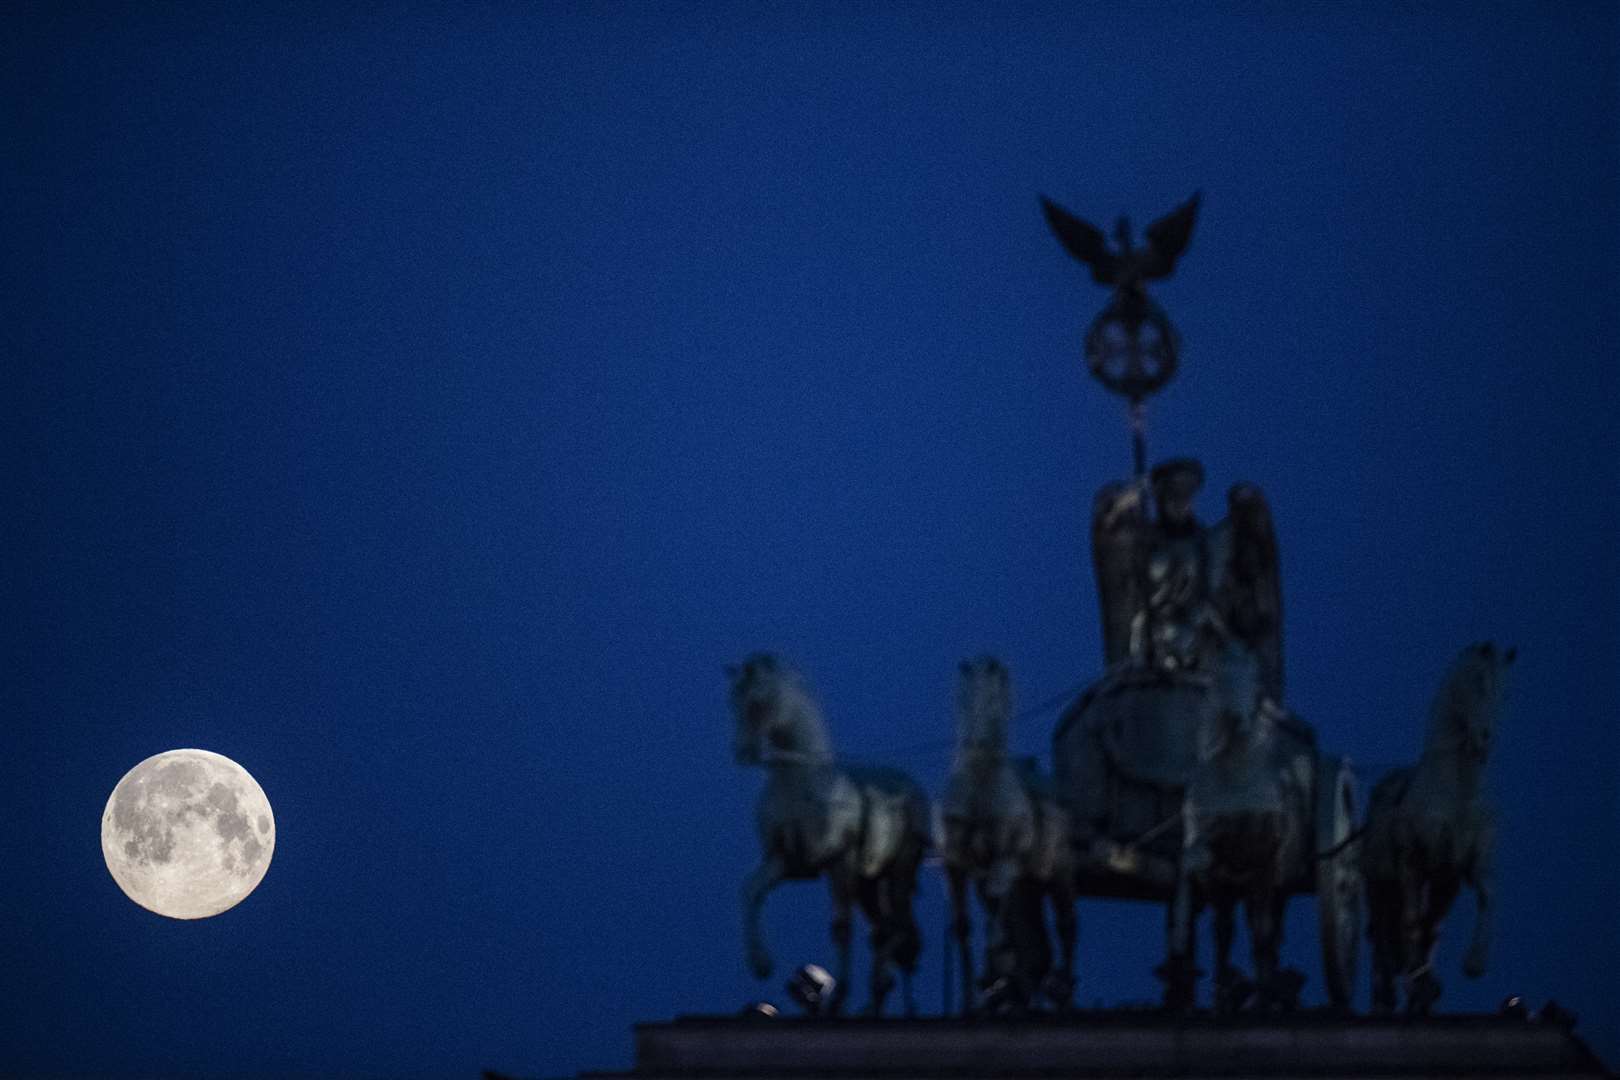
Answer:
top-left (1315, 823), bottom-right (1366, 861)
top-left (757, 748), bottom-right (832, 766)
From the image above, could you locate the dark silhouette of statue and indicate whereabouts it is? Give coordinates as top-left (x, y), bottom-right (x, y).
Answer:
top-left (1089, 458), bottom-right (1284, 704)
top-left (1039, 192), bottom-right (1201, 299)
top-left (1040, 191), bottom-right (1202, 471)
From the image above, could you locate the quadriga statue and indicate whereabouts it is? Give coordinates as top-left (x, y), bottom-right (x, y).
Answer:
top-left (729, 653), bottom-right (930, 1016)
top-left (939, 656), bottom-right (1078, 1014)
top-left (1364, 641), bottom-right (1514, 1015)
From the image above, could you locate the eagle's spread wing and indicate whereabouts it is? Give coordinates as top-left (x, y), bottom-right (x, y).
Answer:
top-left (1211, 482), bottom-right (1284, 701)
top-left (1040, 195), bottom-right (1120, 285)
top-left (1140, 191), bottom-right (1202, 280)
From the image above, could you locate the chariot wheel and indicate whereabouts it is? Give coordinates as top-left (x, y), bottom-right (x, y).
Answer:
top-left (1315, 753), bottom-right (1362, 1010)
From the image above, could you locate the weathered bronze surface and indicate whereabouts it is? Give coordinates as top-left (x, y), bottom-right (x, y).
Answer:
top-left (938, 657), bottom-right (1078, 1015)
top-left (1005, 190), bottom-right (1366, 1012)
top-left (1056, 449), bottom-right (1361, 1007)
top-left (1090, 462), bottom-right (1285, 702)
top-left (1167, 646), bottom-right (1312, 1014)
top-left (1363, 642), bottom-right (1513, 1016)
top-left (730, 653), bottom-right (930, 1017)
top-left (713, 193), bottom-right (1528, 1028)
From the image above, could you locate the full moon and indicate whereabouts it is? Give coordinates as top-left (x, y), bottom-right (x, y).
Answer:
top-left (101, 749), bottom-right (275, 919)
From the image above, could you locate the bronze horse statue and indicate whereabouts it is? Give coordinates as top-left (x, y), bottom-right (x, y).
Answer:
top-left (1166, 647), bottom-right (1310, 1013)
top-left (939, 656), bottom-right (1078, 1013)
top-left (1364, 641), bottom-right (1513, 1015)
top-left (730, 653), bottom-right (930, 1016)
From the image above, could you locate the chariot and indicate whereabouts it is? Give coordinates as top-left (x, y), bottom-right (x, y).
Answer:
top-left (1053, 663), bottom-right (1362, 1007)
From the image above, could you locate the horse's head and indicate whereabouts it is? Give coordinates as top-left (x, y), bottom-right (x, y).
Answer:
top-left (1430, 641), bottom-right (1516, 764)
top-left (1200, 644), bottom-right (1267, 760)
top-left (727, 652), bottom-right (804, 765)
top-left (955, 655), bottom-right (1012, 755)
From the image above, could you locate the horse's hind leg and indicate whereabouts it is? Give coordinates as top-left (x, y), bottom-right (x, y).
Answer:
top-left (891, 868), bottom-right (923, 1017)
top-left (1397, 865), bottom-right (1426, 1014)
top-left (1010, 879), bottom-right (1051, 1011)
top-left (1463, 860), bottom-right (1493, 980)
top-left (1266, 891), bottom-right (1304, 1010)
top-left (1245, 884), bottom-right (1282, 1011)
top-left (825, 862), bottom-right (856, 1016)
top-left (1213, 896), bottom-right (1249, 1015)
top-left (947, 866), bottom-right (977, 1016)
top-left (1160, 868), bottom-right (1200, 1012)
top-left (858, 878), bottom-right (896, 1017)
top-left (899, 937), bottom-right (918, 1019)
top-left (1367, 878), bottom-right (1400, 1016)
top-left (1405, 874), bottom-right (1458, 1017)
top-left (1045, 879), bottom-right (1078, 1011)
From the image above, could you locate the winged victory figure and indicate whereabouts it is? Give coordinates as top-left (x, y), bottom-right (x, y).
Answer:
top-left (1089, 461), bottom-right (1285, 705)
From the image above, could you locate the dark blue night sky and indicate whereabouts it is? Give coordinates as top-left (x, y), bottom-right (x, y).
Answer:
top-left (5, 4), bottom-right (1617, 1077)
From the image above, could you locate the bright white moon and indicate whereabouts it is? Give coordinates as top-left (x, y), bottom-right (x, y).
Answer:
top-left (101, 748), bottom-right (275, 919)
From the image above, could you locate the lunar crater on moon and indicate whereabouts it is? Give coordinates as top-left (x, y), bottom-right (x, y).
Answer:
top-left (102, 749), bottom-right (275, 919)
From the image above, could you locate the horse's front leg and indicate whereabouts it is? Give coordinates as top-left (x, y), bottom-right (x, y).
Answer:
top-left (1245, 887), bottom-right (1277, 1009)
top-left (1463, 864), bottom-right (1493, 979)
top-left (1396, 861), bottom-right (1425, 1009)
top-left (983, 856), bottom-right (1024, 1008)
top-left (985, 856), bottom-right (1020, 940)
top-left (1162, 850), bottom-right (1202, 1011)
top-left (862, 881), bottom-right (899, 1018)
top-left (742, 855), bottom-right (785, 980)
top-left (1367, 878), bottom-right (1401, 1016)
top-left (825, 860), bottom-right (855, 1016)
top-left (947, 864), bottom-right (977, 1015)
top-left (1047, 876), bottom-right (1079, 1010)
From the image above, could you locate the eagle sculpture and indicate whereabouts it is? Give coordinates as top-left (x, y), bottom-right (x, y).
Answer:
top-left (1040, 192), bottom-right (1202, 297)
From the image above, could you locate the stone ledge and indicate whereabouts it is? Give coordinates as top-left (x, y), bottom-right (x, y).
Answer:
top-left (593, 1015), bottom-right (1612, 1079)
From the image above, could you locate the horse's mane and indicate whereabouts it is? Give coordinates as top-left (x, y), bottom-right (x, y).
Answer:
top-left (732, 652), bottom-right (832, 759)
top-left (1423, 641), bottom-right (1511, 755)
top-left (731, 652), bottom-right (805, 698)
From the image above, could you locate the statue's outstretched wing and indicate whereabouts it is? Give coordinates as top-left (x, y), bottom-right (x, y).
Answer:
top-left (1212, 483), bottom-right (1284, 701)
top-left (1090, 480), bottom-right (1147, 666)
top-left (1140, 191), bottom-right (1202, 280)
top-left (1040, 196), bottom-right (1120, 285)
